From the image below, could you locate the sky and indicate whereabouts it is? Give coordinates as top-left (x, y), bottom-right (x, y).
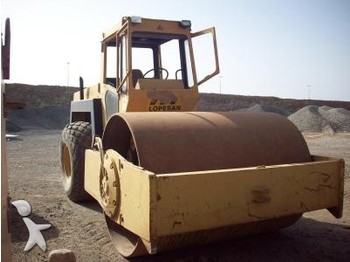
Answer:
top-left (2, 0), bottom-right (350, 101)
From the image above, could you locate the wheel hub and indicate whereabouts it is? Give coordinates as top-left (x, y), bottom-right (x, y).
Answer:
top-left (99, 153), bottom-right (120, 218)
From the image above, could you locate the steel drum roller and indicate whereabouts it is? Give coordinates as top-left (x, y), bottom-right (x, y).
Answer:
top-left (103, 111), bottom-right (311, 173)
top-left (102, 112), bottom-right (311, 256)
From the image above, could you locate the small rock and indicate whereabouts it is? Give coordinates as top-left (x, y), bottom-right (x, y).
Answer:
top-left (48, 249), bottom-right (76, 262)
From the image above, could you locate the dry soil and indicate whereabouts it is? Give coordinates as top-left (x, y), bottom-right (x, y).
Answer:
top-left (6, 130), bottom-right (350, 262)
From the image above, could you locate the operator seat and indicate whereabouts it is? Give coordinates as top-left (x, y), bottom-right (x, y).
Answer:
top-left (132, 69), bottom-right (143, 88)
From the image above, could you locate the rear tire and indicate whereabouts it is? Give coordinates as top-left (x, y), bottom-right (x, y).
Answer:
top-left (60, 121), bottom-right (92, 202)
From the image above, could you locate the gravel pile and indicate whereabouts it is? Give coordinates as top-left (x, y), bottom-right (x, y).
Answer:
top-left (6, 106), bottom-right (70, 132)
top-left (288, 105), bottom-right (350, 133)
top-left (236, 104), bottom-right (289, 116)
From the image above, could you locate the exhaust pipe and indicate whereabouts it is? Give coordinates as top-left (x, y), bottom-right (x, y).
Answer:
top-left (79, 76), bottom-right (84, 100)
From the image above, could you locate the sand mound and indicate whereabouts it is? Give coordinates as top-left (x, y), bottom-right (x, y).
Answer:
top-left (288, 105), bottom-right (350, 133)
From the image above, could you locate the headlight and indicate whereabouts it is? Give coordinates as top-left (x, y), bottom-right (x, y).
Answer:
top-left (180, 20), bottom-right (191, 29)
top-left (130, 16), bottom-right (142, 24)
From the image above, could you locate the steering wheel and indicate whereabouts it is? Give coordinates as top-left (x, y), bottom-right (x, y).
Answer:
top-left (143, 68), bottom-right (169, 80)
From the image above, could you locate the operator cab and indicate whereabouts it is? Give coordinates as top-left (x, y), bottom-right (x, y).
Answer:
top-left (130, 32), bottom-right (192, 89)
top-left (101, 16), bottom-right (219, 93)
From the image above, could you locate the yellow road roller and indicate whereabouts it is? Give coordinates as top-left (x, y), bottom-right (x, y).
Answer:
top-left (60, 16), bottom-right (344, 257)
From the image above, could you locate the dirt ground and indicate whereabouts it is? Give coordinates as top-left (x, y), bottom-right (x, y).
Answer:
top-left (6, 130), bottom-right (350, 262)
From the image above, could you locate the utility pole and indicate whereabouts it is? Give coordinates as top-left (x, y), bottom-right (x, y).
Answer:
top-left (67, 62), bottom-right (70, 87)
top-left (219, 75), bottom-right (223, 94)
top-left (307, 85), bottom-right (311, 100)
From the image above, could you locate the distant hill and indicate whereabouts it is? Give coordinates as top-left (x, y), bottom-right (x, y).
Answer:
top-left (198, 93), bottom-right (350, 115)
top-left (6, 83), bottom-right (350, 114)
top-left (5, 83), bottom-right (78, 108)
top-left (5, 83), bottom-right (350, 132)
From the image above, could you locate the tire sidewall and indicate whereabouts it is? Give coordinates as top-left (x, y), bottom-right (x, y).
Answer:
top-left (60, 121), bottom-right (92, 202)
